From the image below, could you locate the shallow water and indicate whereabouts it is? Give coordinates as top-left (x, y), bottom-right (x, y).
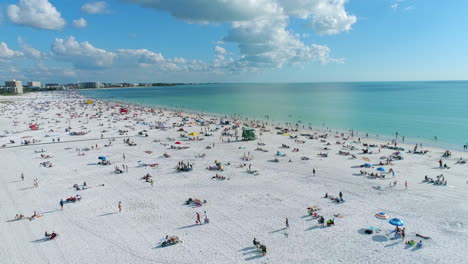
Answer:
top-left (80, 81), bottom-right (468, 149)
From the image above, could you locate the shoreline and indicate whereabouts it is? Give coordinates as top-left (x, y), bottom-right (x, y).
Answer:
top-left (76, 91), bottom-right (464, 154)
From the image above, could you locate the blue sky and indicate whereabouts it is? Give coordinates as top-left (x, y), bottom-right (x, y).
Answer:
top-left (0, 0), bottom-right (466, 83)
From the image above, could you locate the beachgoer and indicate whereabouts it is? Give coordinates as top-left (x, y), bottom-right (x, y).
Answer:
top-left (21, 173), bottom-right (24, 181)
top-left (285, 217), bottom-right (289, 228)
top-left (118, 201), bottom-right (122, 213)
top-left (401, 228), bottom-right (406, 241)
top-left (196, 212), bottom-right (201, 224)
top-left (59, 199), bottom-right (64, 210)
top-left (313, 168), bottom-right (316, 176)
top-left (405, 180), bottom-right (408, 189)
top-left (339, 191), bottom-right (343, 199)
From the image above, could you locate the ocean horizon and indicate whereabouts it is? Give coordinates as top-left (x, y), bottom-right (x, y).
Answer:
top-left (80, 81), bottom-right (468, 150)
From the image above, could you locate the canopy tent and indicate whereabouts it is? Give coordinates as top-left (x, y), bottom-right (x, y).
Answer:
top-left (242, 128), bottom-right (256, 141)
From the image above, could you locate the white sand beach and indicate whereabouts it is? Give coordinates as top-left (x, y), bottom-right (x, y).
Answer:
top-left (0, 92), bottom-right (467, 264)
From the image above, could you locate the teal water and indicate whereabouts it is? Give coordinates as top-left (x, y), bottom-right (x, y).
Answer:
top-left (80, 82), bottom-right (468, 149)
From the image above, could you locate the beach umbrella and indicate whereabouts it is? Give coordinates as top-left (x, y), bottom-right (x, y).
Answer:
top-left (375, 212), bottom-right (389, 220)
top-left (175, 141), bottom-right (181, 145)
top-left (98, 156), bottom-right (107, 161)
top-left (376, 167), bottom-right (386, 172)
top-left (389, 218), bottom-right (404, 226)
top-left (363, 163), bottom-right (372, 168)
top-left (188, 132), bottom-right (199, 136)
top-left (283, 133), bottom-right (290, 136)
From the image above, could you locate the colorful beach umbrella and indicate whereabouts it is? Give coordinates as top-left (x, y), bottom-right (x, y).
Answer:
top-left (175, 141), bottom-right (181, 144)
top-left (375, 212), bottom-right (389, 220)
top-left (389, 218), bottom-right (404, 226)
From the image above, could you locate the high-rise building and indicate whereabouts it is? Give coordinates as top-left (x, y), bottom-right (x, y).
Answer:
top-left (79, 82), bottom-right (102, 89)
top-left (28, 81), bottom-right (42, 89)
top-left (5, 80), bottom-right (23, 94)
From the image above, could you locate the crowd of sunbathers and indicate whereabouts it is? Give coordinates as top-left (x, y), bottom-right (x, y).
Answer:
top-left (423, 175), bottom-right (447, 185)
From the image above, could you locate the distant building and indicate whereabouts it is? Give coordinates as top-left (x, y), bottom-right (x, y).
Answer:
top-left (28, 81), bottom-right (42, 89)
top-left (5, 80), bottom-right (23, 94)
top-left (79, 82), bottom-right (102, 89)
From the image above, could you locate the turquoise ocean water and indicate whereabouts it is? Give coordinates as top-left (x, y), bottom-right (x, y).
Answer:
top-left (80, 82), bottom-right (468, 149)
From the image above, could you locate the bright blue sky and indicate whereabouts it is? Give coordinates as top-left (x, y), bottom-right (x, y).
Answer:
top-left (0, 0), bottom-right (466, 83)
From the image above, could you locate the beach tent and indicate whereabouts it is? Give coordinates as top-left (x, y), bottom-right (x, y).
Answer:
top-left (242, 128), bottom-right (256, 141)
top-left (375, 212), bottom-right (389, 220)
top-left (98, 156), bottom-right (107, 161)
top-left (389, 218), bottom-right (404, 226)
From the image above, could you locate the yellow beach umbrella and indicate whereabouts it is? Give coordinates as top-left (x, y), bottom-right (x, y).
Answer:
top-left (283, 133), bottom-right (290, 136)
top-left (86, 100), bottom-right (93, 104)
top-left (188, 132), bottom-right (199, 136)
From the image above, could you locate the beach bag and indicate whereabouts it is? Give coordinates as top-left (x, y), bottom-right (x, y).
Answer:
top-left (365, 229), bottom-right (373, 234)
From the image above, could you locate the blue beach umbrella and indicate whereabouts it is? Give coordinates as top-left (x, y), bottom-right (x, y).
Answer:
top-left (363, 163), bottom-right (372, 168)
top-left (389, 218), bottom-right (404, 226)
top-left (376, 167), bottom-right (386, 172)
top-left (98, 156), bottom-right (106, 161)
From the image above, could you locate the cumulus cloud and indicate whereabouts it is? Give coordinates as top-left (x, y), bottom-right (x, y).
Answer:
top-left (123, 0), bottom-right (354, 70)
top-left (0, 42), bottom-right (24, 59)
top-left (51, 36), bottom-right (187, 72)
top-left (81, 1), bottom-right (108, 14)
top-left (72, 18), bottom-right (88, 28)
top-left (18, 37), bottom-right (42, 58)
top-left (52, 36), bottom-right (116, 68)
top-left (122, 0), bottom-right (279, 23)
top-left (7, 0), bottom-right (66, 30)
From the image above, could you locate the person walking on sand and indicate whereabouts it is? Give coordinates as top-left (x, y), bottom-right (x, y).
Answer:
top-left (196, 212), bottom-right (201, 224)
top-left (21, 173), bottom-right (24, 181)
top-left (313, 168), bottom-right (316, 176)
top-left (285, 217), bottom-right (289, 229)
top-left (123, 153), bottom-right (126, 161)
top-left (118, 201), bottom-right (122, 213)
top-left (401, 227), bottom-right (406, 241)
top-left (339, 191), bottom-right (343, 199)
top-left (405, 180), bottom-right (408, 189)
top-left (60, 199), bottom-right (64, 210)
top-left (150, 179), bottom-right (154, 187)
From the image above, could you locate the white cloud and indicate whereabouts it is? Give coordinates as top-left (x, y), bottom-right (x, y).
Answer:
top-left (7, 0), bottom-right (66, 30)
top-left (52, 36), bottom-right (116, 68)
top-left (391, 3), bottom-right (398, 10)
top-left (280, 0), bottom-right (356, 35)
top-left (0, 42), bottom-right (24, 59)
top-left (72, 18), bottom-right (88, 28)
top-left (215, 46), bottom-right (226, 55)
top-left (123, 0), bottom-right (353, 70)
top-left (18, 37), bottom-right (42, 58)
top-left (122, 0), bottom-right (279, 23)
top-left (81, 1), bottom-right (108, 14)
top-left (51, 36), bottom-right (187, 72)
